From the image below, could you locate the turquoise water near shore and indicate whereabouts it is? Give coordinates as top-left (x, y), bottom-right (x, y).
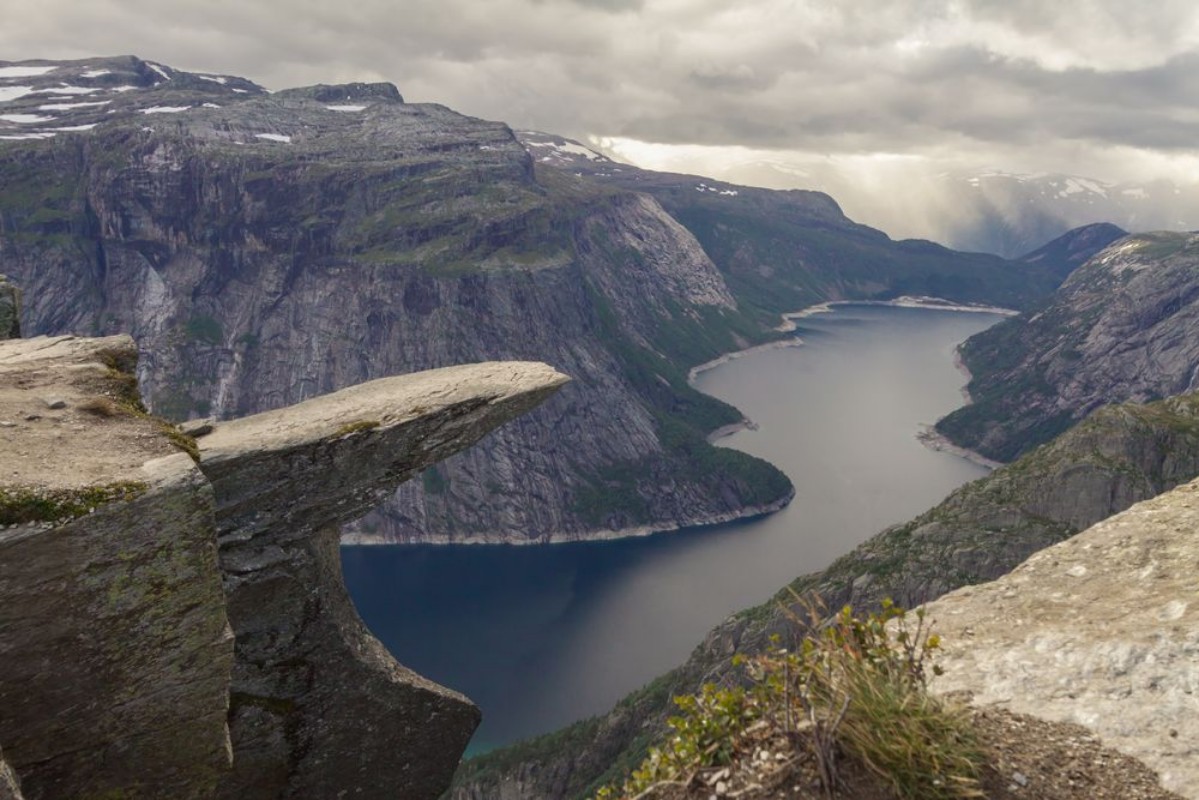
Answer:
top-left (342, 304), bottom-right (1002, 752)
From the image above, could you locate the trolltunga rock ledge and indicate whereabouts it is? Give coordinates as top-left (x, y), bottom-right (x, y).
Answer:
top-left (0, 333), bottom-right (568, 800)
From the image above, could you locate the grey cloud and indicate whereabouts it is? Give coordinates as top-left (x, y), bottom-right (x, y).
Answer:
top-left (1, 0), bottom-right (1198, 182)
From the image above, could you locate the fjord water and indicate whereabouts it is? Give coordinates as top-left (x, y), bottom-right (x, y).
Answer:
top-left (342, 305), bottom-right (1002, 752)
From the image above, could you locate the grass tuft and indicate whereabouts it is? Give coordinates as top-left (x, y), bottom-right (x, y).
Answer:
top-left (594, 597), bottom-right (981, 799)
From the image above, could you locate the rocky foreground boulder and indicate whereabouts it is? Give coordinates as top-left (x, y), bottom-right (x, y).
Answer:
top-left (0, 333), bottom-right (567, 799)
top-left (928, 477), bottom-right (1199, 798)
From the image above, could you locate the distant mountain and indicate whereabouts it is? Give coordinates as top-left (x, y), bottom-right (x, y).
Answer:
top-left (580, 146), bottom-right (1199, 258)
top-left (937, 231), bottom-right (1199, 461)
top-left (520, 132), bottom-right (1058, 313)
top-left (1016, 221), bottom-right (1127, 282)
top-left (918, 171), bottom-right (1199, 257)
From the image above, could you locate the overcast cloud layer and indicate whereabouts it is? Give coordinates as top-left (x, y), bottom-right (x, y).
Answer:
top-left (4, 0), bottom-right (1199, 186)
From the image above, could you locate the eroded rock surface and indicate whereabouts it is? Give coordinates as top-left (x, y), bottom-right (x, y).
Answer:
top-left (0, 748), bottom-right (24, 800)
top-left (199, 363), bottom-right (568, 798)
top-left (928, 478), bottom-right (1199, 798)
top-left (0, 336), bottom-right (232, 800)
top-left (1, 332), bottom-right (568, 799)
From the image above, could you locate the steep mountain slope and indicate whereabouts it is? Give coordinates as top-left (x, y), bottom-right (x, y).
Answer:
top-left (1016, 222), bottom-right (1127, 282)
top-left (521, 133), bottom-right (1060, 314)
top-left (937, 231), bottom-right (1199, 461)
top-left (0, 55), bottom-right (790, 543)
top-left (454, 390), bottom-right (1199, 799)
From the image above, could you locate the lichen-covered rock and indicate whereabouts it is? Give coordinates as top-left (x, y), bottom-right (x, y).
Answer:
top-left (927, 477), bottom-right (1199, 798)
top-left (0, 276), bottom-right (18, 340)
top-left (0, 336), bottom-right (232, 800)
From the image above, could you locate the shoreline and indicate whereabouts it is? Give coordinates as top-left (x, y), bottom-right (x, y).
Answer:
top-left (915, 425), bottom-right (1002, 470)
top-left (341, 488), bottom-right (796, 546)
top-left (785, 295), bottom-right (1019, 322)
top-left (912, 340), bottom-right (1003, 469)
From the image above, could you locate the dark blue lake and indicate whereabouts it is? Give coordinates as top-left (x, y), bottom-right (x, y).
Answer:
top-left (342, 304), bottom-right (1002, 753)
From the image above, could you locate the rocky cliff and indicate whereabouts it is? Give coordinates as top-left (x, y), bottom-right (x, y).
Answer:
top-left (0, 331), bottom-right (566, 798)
top-left (1, 56), bottom-right (1058, 543)
top-left (937, 231), bottom-right (1199, 461)
top-left (0, 55), bottom-right (797, 543)
top-left (454, 389), bottom-right (1199, 799)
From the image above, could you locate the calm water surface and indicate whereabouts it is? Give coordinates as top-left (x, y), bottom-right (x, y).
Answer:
top-left (342, 305), bottom-right (1002, 753)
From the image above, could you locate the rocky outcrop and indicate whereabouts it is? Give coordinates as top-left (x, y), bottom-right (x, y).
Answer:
top-left (0, 753), bottom-right (20, 800)
top-left (200, 362), bottom-right (568, 798)
top-left (0, 332), bottom-right (567, 798)
top-left (0, 276), bottom-right (17, 339)
top-left (0, 55), bottom-right (789, 544)
top-left (938, 231), bottom-right (1199, 460)
top-left (454, 390), bottom-right (1199, 800)
top-left (927, 477), bottom-right (1199, 798)
top-left (0, 335), bottom-right (233, 800)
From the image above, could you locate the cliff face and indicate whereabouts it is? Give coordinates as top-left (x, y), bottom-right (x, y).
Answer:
top-left (0, 55), bottom-right (790, 543)
top-left (0, 331), bottom-right (567, 798)
top-left (454, 390), bottom-right (1199, 799)
top-left (938, 231), bottom-right (1199, 461)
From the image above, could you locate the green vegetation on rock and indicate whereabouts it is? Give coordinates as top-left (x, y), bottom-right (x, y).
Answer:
top-left (0, 482), bottom-right (148, 526)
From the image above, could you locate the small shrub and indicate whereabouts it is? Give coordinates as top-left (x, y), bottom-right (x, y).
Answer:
top-left (335, 419), bottom-right (380, 437)
top-left (593, 598), bottom-right (981, 800)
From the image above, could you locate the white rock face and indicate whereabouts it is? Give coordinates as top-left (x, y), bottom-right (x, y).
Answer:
top-left (927, 478), bottom-right (1199, 797)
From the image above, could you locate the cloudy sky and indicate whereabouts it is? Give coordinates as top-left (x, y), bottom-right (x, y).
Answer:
top-left (5, 0), bottom-right (1199, 189)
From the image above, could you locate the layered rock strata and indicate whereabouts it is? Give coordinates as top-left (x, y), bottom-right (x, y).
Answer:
top-left (199, 362), bottom-right (568, 798)
top-left (0, 332), bottom-right (567, 799)
top-left (928, 478), bottom-right (1199, 798)
top-left (0, 335), bottom-right (232, 800)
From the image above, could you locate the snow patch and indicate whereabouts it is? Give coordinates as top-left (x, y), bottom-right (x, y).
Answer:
top-left (0, 86), bottom-right (33, 103)
top-left (38, 100), bottom-right (110, 110)
top-left (81, 69), bottom-right (112, 78)
top-left (0, 132), bottom-right (55, 140)
top-left (109, 86), bottom-right (139, 93)
top-left (0, 66), bottom-right (56, 78)
top-left (197, 75), bottom-right (228, 85)
top-left (555, 142), bottom-right (602, 160)
top-left (254, 133), bottom-right (292, 143)
top-left (54, 123), bottom-right (98, 131)
top-left (139, 106), bottom-right (190, 114)
top-left (0, 113), bottom-right (54, 124)
top-left (147, 63), bottom-right (172, 82)
top-left (1058, 177), bottom-right (1109, 198)
top-left (232, 88), bottom-right (249, 94)
top-left (37, 86), bottom-right (100, 95)
top-left (201, 102), bottom-right (221, 108)
top-left (326, 104), bottom-right (367, 112)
